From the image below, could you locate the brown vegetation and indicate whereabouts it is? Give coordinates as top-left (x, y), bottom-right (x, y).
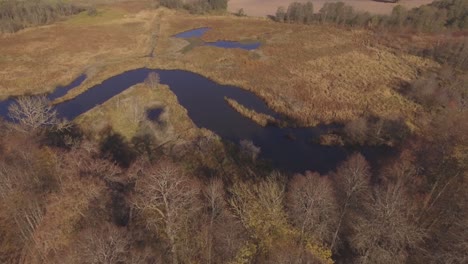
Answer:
top-left (156, 13), bottom-right (433, 127)
top-left (0, 0), bottom-right (83, 33)
top-left (224, 97), bottom-right (280, 127)
top-left (277, 0), bottom-right (468, 32)
top-left (8, 95), bottom-right (70, 133)
top-left (132, 159), bottom-right (201, 264)
top-left (0, 4), bottom-right (154, 100)
top-left (0, 2), bottom-right (467, 263)
top-left (0, 3), bottom-right (436, 129)
top-left (0, 101), bottom-right (467, 263)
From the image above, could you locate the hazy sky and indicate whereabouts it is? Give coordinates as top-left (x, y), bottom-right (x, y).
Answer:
top-left (228, 0), bottom-right (433, 17)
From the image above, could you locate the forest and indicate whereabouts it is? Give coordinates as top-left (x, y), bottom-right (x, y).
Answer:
top-left (276, 0), bottom-right (468, 32)
top-left (0, 72), bottom-right (466, 263)
top-left (158, 0), bottom-right (228, 14)
top-left (0, 0), bottom-right (83, 33)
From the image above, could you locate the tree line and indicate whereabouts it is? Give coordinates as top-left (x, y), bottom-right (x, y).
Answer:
top-left (275, 0), bottom-right (468, 32)
top-left (0, 0), bottom-right (84, 33)
top-left (157, 0), bottom-right (228, 14)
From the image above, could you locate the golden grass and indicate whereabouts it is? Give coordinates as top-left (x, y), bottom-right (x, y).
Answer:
top-left (319, 134), bottom-right (344, 146)
top-left (0, 5), bottom-right (154, 100)
top-left (0, 4), bottom-right (438, 131)
top-left (225, 97), bottom-right (281, 127)
top-left (75, 82), bottom-right (199, 141)
top-left (153, 14), bottom-right (437, 126)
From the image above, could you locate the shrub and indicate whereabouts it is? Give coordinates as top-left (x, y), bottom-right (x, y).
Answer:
top-left (87, 6), bottom-right (98, 17)
top-left (344, 117), bottom-right (368, 145)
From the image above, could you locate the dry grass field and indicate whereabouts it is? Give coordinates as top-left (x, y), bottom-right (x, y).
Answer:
top-left (0, 2), bottom-right (438, 132)
top-left (154, 13), bottom-right (436, 126)
top-left (228, 0), bottom-right (434, 17)
top-left (0, 4), bottom-right (153, 99)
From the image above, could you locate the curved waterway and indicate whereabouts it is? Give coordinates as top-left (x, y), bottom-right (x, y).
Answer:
top-left (0, 68), bottom-right (394, 173)
top-left (0, 74), bottom-right (86, 119)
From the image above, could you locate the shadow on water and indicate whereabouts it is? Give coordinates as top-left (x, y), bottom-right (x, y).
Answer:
top-left (174, 27), bottom-right (262, 51)
top-left (0, 68), bottom-right (395, 173)
top-left (0, 99), bottom-right (13, 119)
top-left (48, 74), bottom-right (87, 101)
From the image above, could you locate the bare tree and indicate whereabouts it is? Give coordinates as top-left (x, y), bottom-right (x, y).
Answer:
top-left (229, 173), bottom-right (288, 253)
top-left (8, 95), bottom-right (68, 133)
top-left (14, 201), bottom-right (44, 245)
top-left (202, 178), bottom-right (225, 264)
top-left (145, 72), bottom-right (160, 90)
top-left (210, 212), bottom-right (247, 263)
top-left (78, 225), bottom-right (128, 264)
top-left (0, 159), bottom-right (24, 199)
top-left (287, 171), bottom-right (339, 246)
top-left (74, 224), bottom-right (155, 264)
top-left (59, 141), bottom-right (122, 181)
top-left (428, 205), bottom-right (468, 264)
top-left (133, 160), bottom-right (201, 264)
top-left (351, 180), bottom-right (427, 264)
top-left (0, 145), bottom-right (49, 263)
top-left (276, 6), bottom-right (286, 22)
top-left (331, 153), bottom-right (371, 250)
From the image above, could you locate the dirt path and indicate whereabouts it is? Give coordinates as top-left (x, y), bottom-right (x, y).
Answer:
top-left (148, 15), bottom-right (161, 57)
top-left (228, 0), bottom-right (433, 17)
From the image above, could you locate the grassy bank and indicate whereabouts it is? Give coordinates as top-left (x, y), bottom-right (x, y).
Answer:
top-left (224, 97), bottom-right (281, 127)
top-left (76, 81), bottom-right (200, 141)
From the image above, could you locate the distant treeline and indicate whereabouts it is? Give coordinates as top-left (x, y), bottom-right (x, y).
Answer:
top-left (276, 0), bottom-right (468, 32)
top-left (0, 0), bottom-right (83, 33)
top-left (158, 0), bottom-right (228, 14)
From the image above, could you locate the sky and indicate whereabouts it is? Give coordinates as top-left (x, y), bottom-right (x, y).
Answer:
top-left (227, 0), bottom-right (433, 17)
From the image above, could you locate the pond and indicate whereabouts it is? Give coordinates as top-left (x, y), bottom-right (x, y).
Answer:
top-left (146, 108), bottom-right (164, 121)
top-left (174, 27), bottom-right (261, 51)
top-left (0, 68), bottom-right (394, 174)
top-left (173, 27), bottom-right (210, 38)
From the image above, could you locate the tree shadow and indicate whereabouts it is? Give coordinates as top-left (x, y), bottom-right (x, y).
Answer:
top-left (100, 130), bottom-right (137, 168)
